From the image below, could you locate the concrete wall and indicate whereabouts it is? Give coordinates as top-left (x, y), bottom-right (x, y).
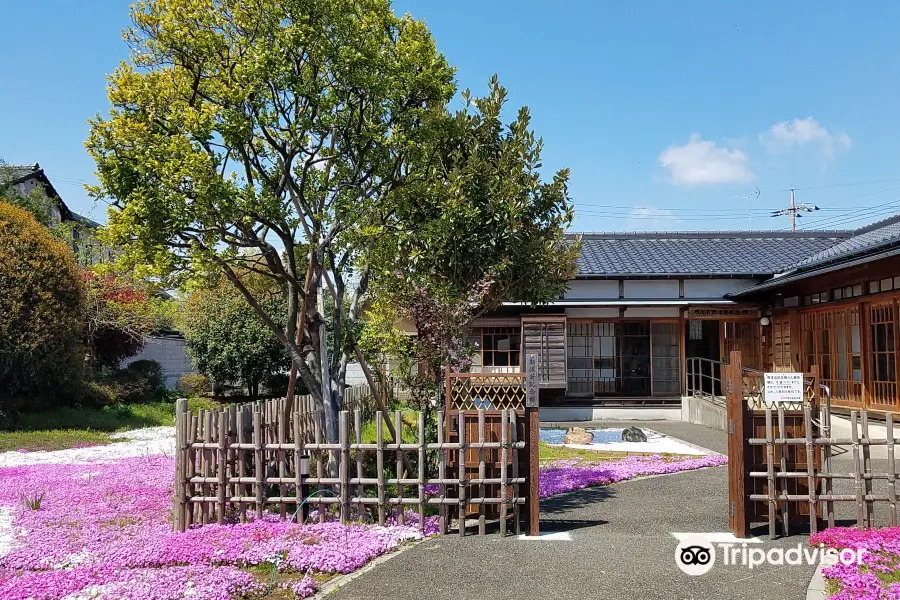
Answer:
top-left (681, 395), bottom-right (726, 431)
top-left (122, 336), bottom-right (196, 388)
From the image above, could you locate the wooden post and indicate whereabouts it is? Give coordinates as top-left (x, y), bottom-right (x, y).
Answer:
top-left (376, 413), bottom-right (386, 526)
top-left (173, 398), bottom-right (188, 532)
top-left (525, 353), bottom-right (540, 536)
top-left (458, 410), bottom-right (467, 537)
top-left (777, 405), bottom-right (789, 537)
top-left (726, 350), bottom-right (751, 538)
top-left (862, 411), bottom-right (875, 526)
top-left (765, 407), bottom-right (776, 540)
top-left (253, 408), bottom-right (264, 518)
top-left (217, 409), bottom-right (227, 525)
top-left (500, 408), bottom-right (509, 537)
top-left (851, 411), bottom-right (865, 529)
top-left (437, 409), bottom-right (447, 534)
top-left (355, 410), bottom-right (364, 521)
top-left (889, 413), bottom-right (898, 527)
top-left (417, 411), bottom-right (426, 534)
top-left (395, 410), bottom-right (404, 526)
top-left (804, 404), bottom-right (817, 534)
top-left (477, 410), bottom-right (486, 536)
top-left (339, 411), bottom-right (350, 524)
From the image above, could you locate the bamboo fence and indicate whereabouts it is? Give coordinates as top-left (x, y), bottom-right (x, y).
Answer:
top-left (173, 400), bottom-right (528, 536)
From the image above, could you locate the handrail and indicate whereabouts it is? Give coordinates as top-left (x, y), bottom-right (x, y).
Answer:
top-left (686, 356), bottom-right (728, 399)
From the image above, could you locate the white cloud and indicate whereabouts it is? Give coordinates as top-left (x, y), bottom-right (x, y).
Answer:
top-left (658, 134), bottom-right (753, 187)
top-left (628, 206), bottom-right (679, 230)
top-left (761, 117), bottom-right (852, 159)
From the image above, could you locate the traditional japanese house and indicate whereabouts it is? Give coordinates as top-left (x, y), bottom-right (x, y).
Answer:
top-left (462, 215), bottom-right (900, 414)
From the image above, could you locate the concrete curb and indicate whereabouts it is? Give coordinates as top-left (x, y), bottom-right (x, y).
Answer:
top-left (313, 538), bottom-right (424, 598)
top-left (806, 563), bottom-right (826, 600)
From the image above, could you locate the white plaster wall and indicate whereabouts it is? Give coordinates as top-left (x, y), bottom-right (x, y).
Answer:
top-left (683, 279), bottom-right (757, 298)
top-left (122, 337), bottom-right (197, 388)
top-left (565, 307), bottom-right (620, 318)
top-left (623, 280), bottom-right (680, 299)
top-left (564, 280), bottom-right (619, 299)
top-left (623, 307), bottom-right (680, 318)
top-left (345, 362), bottom-right (367, 386)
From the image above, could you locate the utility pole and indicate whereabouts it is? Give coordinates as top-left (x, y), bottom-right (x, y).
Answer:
top-left (790, 188), bottom-right (796, 232)
top-left (771, 187), bottom-right (818, 231)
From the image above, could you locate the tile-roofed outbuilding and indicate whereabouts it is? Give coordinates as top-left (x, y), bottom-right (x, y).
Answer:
top-left (572, 231), bottom-right (853, 277)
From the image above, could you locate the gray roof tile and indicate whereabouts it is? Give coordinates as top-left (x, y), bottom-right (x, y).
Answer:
top-left (791, 215), bottom-right (900, 270)
top-left (573, 231), bottom-right (852, 276)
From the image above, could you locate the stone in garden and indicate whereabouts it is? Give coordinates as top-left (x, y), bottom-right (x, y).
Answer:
top-left (563, 427), bottom-right (594, 445)
top-left (621, 426), bottom-right (648, 442)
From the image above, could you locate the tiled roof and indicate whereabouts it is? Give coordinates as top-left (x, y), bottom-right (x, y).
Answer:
top-left (790, 214), bottom-right (900, 270)
top-left (3, 163), bottom-right (42, 183)
top-left (573, 231), bottom-right (852, 276)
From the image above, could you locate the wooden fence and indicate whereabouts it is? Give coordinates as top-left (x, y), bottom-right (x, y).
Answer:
top-left (728, 349), bottom-right (900, 539)
top-left (173, 402), bottom-right (530, 536)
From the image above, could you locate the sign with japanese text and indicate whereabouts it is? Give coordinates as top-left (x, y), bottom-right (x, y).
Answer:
top-left (687, 306), bottom-right (761, 319)
top-left (764, 372), bottom-right (804, 403)
top-left (525, 354), bottom-right (538, 408)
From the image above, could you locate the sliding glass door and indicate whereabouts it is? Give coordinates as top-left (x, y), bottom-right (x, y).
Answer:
top-left (566, 320), bottom-right (680, 397)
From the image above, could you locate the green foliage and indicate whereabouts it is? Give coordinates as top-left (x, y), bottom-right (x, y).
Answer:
top-left (0, 202), bottom-right (85, 411)
top-left (85, 0), bottom-right (457, 426)
top-left (182, 279), bottom-right (291, 398)
top-left (0, 399), bottom-right (214, 452)
top-left (20, 492), bottom-right (46, 511)
top-left (177, 373), bottom-right (211, 396)
top-left (125, 359), bottom-right (165, 390)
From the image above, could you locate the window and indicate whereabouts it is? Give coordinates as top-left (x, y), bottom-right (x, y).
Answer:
top-left (882, 278), bottom-right (895, 292)
top-left (869, 302), bottom-right (897, 407)
top-left (804, 291), bottom-right (828, 306)
top-left (481, 327), bottom-right (520, 368)
top-left (801, 307), bottom-right (862, 404)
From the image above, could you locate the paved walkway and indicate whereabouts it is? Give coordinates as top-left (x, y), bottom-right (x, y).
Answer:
top-left (329, 421), bottom-right (819, 600)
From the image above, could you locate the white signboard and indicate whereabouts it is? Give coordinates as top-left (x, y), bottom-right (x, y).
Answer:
top-left (764, 372), bottom-right (804, 403)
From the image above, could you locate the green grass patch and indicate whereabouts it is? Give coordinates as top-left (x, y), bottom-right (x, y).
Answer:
top-left (0, 397), bottom-right (218, 452)
top-left (359, 412), bottom-right (419, 444)
top-left (538, 442), bottom-right (689, 464)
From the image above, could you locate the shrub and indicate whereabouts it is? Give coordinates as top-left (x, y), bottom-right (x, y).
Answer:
top-left (125, 360), bottom-right (165, 390)
top-left (0, 202), bottom-right (85, 411)
top-left (102, 370), bottom-right (154, 404)
top-left (75, 381), bottom-right (119, 407)
top-left (177, 373), bottom-right (210, 396)
top-left (181, 279), bottom-right (290, 399)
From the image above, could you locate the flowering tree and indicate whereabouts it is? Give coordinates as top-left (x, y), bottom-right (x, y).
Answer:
top-left (81, 271), bottom-right (159, 374)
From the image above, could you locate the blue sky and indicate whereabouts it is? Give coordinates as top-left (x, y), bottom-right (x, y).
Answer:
top-left (2, 1), bottom-right (899, 232)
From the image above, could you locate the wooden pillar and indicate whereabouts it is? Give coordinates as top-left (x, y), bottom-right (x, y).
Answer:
top-left (726, 350), bottom-right (751, 538)
top-left (173, 397), bottom-right (188, 532)
top-left (525, 353), bottom-right (540, 536)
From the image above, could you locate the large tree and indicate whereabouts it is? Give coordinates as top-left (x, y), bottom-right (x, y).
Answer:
top-left (361, 80), bottom-right (578, 393)
top-left (87, 0), bottom-right (455, 444)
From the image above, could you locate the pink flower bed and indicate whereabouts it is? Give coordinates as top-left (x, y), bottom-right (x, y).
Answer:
top-left (0, 456), bottom-right (432, 600)
top-left (539, 454), bottom-right (728, 498)
top-left (811, 527), bottom-right (900, 599)
top-left (0, 448), bottom-right (726, 599)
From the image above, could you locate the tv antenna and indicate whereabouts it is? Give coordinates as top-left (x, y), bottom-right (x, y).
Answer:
top-left (771, 187), bottom-right (819, 231)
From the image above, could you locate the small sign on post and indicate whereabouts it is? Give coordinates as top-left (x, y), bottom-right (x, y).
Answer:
top-left (525, 354), bottom-right (539, 408)
top-left (764, 372), bottom-right (804, 403)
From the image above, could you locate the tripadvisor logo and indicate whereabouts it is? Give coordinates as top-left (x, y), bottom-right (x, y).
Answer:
top-left (675, 535), bottom-right (868, 576)
top-left (675, 536), bottom-right (715, 576)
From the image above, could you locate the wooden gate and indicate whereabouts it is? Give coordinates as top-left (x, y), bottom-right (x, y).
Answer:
top-left (726, 350), bottom-right (822, 538)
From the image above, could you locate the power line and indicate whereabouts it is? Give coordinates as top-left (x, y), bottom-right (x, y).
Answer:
top-left (779, 177), bottom-right (900, 192)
